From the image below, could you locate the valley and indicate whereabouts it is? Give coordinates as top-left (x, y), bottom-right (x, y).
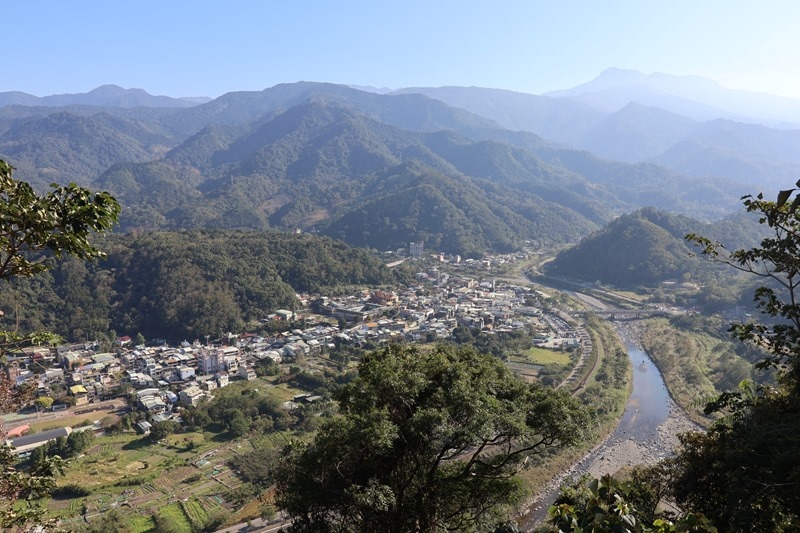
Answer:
top-left (1, 71), bottom-right (796, 531)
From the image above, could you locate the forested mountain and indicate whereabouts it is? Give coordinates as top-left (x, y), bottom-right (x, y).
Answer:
top-left (94, 98), bottom-right (621, 255)
top-left (545, 207), bottom-right (766, 289)
top-left (394, 80), bottom-right (800, 195)
top-left (0, 230), bottom-right (401, 343)
top-left (646, 119), bottom-right (800, 187)
top-left (390, 85), bottom-right (606, 143)
top-left (159, 82), bottom-right (501, 137)
top-left (576, 103), bottom-right (698, 162)
top-left (0, 80), bottom-right (790, 258)
top-left (0, 112), bottom-right (174, 188)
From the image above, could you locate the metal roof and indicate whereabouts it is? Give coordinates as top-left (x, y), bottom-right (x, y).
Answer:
top-left (9, 427), bottom-right (71, 449)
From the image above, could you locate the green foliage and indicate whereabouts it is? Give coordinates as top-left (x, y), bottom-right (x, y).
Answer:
top-left (34, 395), bottom-right (54, 410)
top-left (228, 447), bottom-right (278, 489)
top-left (0, 159), bottom-right (120, 280)
top-left (0, 162), bottom-right (116, 528)
top-left (0, 445), bottom-right (63, 528)
top-left (3, 229), bottom-right (401, 341)
top-left (82, 508), bottom-right (133, 533)
top-left (50, 482), bottom-right (93, 498)
top-left (274, 344), bottom-right (593, 532)
top-left (641, 318), bottom-right (757, 423)
top-left (30, 429), bottom-right (94, 463)
top-left (149, 420), bottom-right (180, 441)
top-left (665, 410), bottom-right (800, 532)
top-left (185, 386), bottom-right (304, 436)
top-left (537, 474), bottom-right (717, 533)
top-left (0, 112), bottom-right (173, 190)
top-left (152, 502), bottom-right (193, 533)
top-left (547, 207), bottom-right (763, 290)
top-left (662, 186), bottom-right (800, 531)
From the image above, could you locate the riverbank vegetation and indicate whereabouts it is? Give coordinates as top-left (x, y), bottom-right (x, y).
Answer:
top-left (641, 315), bottom-right (764, 426)
top-left (518, 315), bottom-right (631, 497)
top-left (538, 186), bottom-right (800, 531)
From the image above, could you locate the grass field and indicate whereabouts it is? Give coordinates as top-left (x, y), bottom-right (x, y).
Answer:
top-left (523, 346), bottom-right (572, 365)
top-left (29, 413), bottom-right (100, 433)
top-left (608, 290), bottom-right (649, 302)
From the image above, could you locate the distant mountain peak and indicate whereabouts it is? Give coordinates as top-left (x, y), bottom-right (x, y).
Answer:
top-left (86, 85), bottom-right (156, 98)
top-left (549, 69), bottom-right (723, 98)
top-left (0, 85), bottom-right (209, 109)
top-left (547, 68), bottom-right (800, 126)
top-left (89, 84), bottom-right (130, 96)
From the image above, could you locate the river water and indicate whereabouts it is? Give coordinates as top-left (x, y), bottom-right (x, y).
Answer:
top-left (614, 343), bottom-right (671, 436)
top-left (517, 330), bottom-right (676, 529)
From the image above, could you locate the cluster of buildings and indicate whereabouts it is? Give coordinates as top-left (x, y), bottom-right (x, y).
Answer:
top-left (6, 258), bottom-right (584, 422)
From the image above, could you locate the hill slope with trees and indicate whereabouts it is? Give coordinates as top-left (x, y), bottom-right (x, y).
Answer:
top-left (545, 207), bottom-right (766, 289)
top-left (1, 230), bottom-right (402, 343)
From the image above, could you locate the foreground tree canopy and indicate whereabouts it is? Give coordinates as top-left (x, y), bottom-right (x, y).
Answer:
top-left (0, 160), bottom-right (120, 280)
top-left (275, 344), bottom-right (593, 532)
top-left (0, 160), bottom-right (119, 528)
top-left (675, 187), bottom-right (800, 531)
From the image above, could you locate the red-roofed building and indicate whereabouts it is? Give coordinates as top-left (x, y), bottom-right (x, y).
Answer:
top-left (115, 336), bottom-right (132, 347)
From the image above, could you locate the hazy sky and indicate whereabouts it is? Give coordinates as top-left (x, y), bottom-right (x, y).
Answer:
top-left (5, 0), bottom-right (800, 99)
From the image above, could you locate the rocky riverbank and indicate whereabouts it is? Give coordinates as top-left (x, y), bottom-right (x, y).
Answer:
top-left (583, 403), bottom-right (700, 477)
top-left (586, 321), bottom-right (702, 475)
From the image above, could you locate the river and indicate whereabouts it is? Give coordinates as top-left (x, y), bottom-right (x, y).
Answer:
top-left (517, 323), bottom-right (694, 530)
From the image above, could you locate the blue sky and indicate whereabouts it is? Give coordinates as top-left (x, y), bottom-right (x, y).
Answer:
top-left (5, 0), bottom-right (800, 99)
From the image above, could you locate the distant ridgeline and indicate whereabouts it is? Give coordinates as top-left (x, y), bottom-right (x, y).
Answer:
top-left (0, 230), bottom-right (403, 343)
top-left (1, 81), bottom-right (771, 258)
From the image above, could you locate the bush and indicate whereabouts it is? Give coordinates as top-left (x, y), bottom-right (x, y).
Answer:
top-left (51, 483), bottom-right (92, 498)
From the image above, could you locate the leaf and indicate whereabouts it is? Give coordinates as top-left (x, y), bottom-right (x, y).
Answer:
top-left (776, 189), bottom-right (793, 208)
top-left (789, 195), bottom-right (800, 215)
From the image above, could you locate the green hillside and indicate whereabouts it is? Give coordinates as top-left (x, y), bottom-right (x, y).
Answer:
top-left (0, 230), bottom-right (401, 343)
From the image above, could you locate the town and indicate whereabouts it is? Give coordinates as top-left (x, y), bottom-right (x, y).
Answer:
top-left (3, 251), bottom-right (590, 452)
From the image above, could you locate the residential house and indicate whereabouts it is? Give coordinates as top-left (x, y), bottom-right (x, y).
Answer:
top-left (69, 384), bottom-right (89, 406)
top-left (179, 385), bottom-right (206, 407)
top-left (238, 365), bottom-right (256, 381)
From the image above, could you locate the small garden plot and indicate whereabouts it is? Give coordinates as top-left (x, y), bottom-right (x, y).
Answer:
top-left (126, 515), bottom-right (156, 533)
top-left (153, 502), bottom-right (193, 533)
top-left (505, 361), bottom-right (543, 383)
top-left (181, 498), bottom-right (209, 531)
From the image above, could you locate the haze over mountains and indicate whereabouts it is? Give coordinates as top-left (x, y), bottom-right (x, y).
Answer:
top-left (0, 69), bottom-right (796, 257)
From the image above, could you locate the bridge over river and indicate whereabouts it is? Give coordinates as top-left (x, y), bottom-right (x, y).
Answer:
top-left (573, 308), bottom-right (673, 320)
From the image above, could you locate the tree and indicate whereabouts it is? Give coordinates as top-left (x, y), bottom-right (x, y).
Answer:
top-left (226, 409), bottom-right (251, 437)
top-left (34, 396), bottom-right (54, 411)
top-left (0, 160), bottom-right (119, 528)
top-left (0, 160), bottom-right (120, 280)
top-left (274, 344), bottom-right (593, 532)
top-left (672, 186), bottom-right (800, 530)
top-left (149, 420), bottom-right (180, 441)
